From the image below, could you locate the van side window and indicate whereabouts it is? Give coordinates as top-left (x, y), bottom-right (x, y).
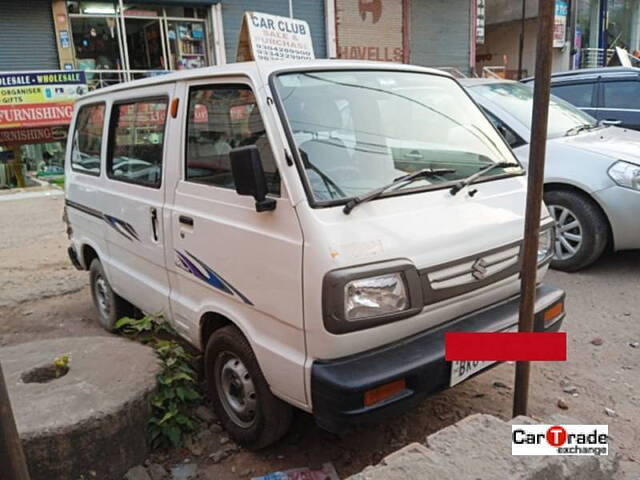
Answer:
top-left (107, 99), bottom-right (167, 188)
top-left (602, 81), bottom-right (640, 109)
top-left (185, 85), bottom-right (280, 196)
top-left (71, 103), bottom-right (105, 175)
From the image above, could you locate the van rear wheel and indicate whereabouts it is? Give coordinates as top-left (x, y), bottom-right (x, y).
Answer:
top-left (204, 325), bottom-right (292, 449)
top-left (89, 259), bottom-right (132, 331)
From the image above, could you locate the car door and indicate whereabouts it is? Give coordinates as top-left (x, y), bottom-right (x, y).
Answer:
top-left (101, 85), bottom-right (174, 317)
top-left (164, 77), bottom-right (306, 405)
top-left (597, 78), bottom-right (640, 130)
top-left (549, 80), bottom-right (598, 117)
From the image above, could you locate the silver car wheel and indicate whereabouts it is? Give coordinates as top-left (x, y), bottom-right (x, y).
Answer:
top-left (549, 205), bottom-right (583, 260)
top-left (215, 352), bottom-right (257, 428)
top-left (94, 274), bottom-right (111, 319)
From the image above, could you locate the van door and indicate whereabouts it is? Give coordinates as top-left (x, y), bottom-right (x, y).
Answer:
top-left (101, 85), bottom-right (174, 316)
top-left (164, 78), bottom-right (306, 405)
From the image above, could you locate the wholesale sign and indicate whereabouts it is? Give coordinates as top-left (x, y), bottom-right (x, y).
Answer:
top-left (0, 71), bottom-right (87, 129)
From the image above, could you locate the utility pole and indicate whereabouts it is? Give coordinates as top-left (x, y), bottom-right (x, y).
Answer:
top-left (517, 0), bottom-right (527, 79)
top-left (513, 0), bottom-right (555, 417)
top-left (0, 361), bottom-right (30, 480)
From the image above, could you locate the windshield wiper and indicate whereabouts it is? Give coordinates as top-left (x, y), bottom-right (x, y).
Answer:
top-left (343, 168), bottom-right (456, 214)
top-left (449, 161), bottom-right (518, 196)
top-left (565, 124), bottom-right (597, 136)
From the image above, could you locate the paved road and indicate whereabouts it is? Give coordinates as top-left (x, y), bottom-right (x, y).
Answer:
top-left (1, 194), bottom-right (638, 479)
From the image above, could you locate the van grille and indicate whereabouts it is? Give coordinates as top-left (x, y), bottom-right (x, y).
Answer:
top-left (419, 241), bottom-right (521, 305)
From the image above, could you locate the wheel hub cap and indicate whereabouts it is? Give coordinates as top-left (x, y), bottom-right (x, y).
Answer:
top-left (216, 353), bottom-right (257, 428)
top-left (549, 205), bottom-right (583, 260)
top-left (94, 275), bottom-right (111, 318)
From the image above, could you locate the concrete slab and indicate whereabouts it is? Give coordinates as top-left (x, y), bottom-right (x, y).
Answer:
top-left (0, 336), bottom-right (161, 480)
top-left (348, 414), bottom-right (619, 480)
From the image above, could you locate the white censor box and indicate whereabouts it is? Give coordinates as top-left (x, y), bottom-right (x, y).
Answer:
top-left (236, 11), bottom-right (315, 62)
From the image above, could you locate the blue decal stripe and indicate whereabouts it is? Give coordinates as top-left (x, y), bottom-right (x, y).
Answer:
top-left (102, 214), bottom-right (139, 242)
top-left (176, 250), bottom-right (253, 306)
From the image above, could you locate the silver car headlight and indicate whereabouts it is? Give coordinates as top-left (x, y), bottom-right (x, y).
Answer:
top-left (608, 161), bottom-right (640, 190)
top-left (345, 273), bottom-right (409, 321)
top-left (538, 226), bottom-right (554, 264)
top-left (323, 260), bottom-right (423, 334)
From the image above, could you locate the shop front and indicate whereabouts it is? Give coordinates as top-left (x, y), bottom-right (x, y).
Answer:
top-left (0, 71), bottom-right (87, 187)
top-left (334, 0), bottom-right (474, 74)
top-left (574, 0), bottom-right (640, 68)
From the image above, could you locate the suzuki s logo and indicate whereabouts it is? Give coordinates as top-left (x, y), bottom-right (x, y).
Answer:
top-left (471, 258), bottom-right (489, 280)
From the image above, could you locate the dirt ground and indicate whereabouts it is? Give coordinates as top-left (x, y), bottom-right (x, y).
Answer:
top-left (1, 193), bottom-right (639, 479)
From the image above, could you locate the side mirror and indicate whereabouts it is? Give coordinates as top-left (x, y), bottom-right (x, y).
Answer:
top-left (230, 145), bottom-right (276, 212)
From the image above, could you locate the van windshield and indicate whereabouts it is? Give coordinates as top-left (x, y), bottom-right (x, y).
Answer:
top-left (272, 70), bottom-right (521, 203)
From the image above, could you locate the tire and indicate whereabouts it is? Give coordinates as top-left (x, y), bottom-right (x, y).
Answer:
top-left (89, 259), bottom-right (133, 331)
top-left (204, 325), bottom-right (293, 449)
top-left (545, 189), bottom-right (608, 272)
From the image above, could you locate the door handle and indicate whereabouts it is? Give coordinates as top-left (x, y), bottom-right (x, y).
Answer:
top-left (600, 119), bottom-right (622, 126)
top-left (179, 215), bottom-right (194, 226)
top-left (150, 207), bottom-right (159, 242)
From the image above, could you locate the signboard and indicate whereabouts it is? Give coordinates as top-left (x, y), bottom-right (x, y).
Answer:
top-left (336, 0), bottom-right (404, 62)
top-left (476, 0), bottom-right (486, 45)
top-left (0, 71), bottom-right (87, 129)
top-left (236, 12), bottom-right (315, 62)
top-left (553, 0), bottom-right (568, 48)
top-left (0, 126), bottom-right (68, 146)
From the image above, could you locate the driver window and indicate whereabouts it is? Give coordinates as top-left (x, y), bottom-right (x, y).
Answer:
top-left (185, 85), bottom-right (280, 195)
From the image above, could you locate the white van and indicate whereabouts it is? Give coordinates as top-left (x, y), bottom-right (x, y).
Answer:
top-left (64, 60), bottom-right (565, 448)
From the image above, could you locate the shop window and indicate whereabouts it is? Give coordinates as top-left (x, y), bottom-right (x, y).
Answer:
top-left (71, 103), bottom-right (106, 175)
top-left (108, 99), bottom-right (168, 188)
top-left (603, 81), bottom-right (640, 109)
top-left (185, 85), bottom-right (280, 195)
top-left (70, 16), bottom-right (122, 70)
top-left (551, 83), bottom-right (595, 108)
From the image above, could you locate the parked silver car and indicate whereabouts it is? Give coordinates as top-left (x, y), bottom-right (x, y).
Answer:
top-left (462, 78), bottom-right (640, 271)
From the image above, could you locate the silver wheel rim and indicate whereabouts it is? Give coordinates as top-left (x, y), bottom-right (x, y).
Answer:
top-left (94, 274), bottom-right (111, 319)
top-left (549, 205), bottom-right (583, 260)
top-left (215, 352), bottom-right (257, 428)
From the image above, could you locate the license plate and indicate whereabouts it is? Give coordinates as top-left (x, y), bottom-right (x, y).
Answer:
top-left (450, 359), bottom-right (496, 386)
top-left (449, 325), bottom-right (517, 387)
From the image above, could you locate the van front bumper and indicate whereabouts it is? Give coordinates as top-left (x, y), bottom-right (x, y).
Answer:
top-left (311, 284), bottom-right (565, 433)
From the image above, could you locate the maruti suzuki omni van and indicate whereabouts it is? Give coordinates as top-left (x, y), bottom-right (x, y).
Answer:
top-left (64, 60), bottom-right (565, 448)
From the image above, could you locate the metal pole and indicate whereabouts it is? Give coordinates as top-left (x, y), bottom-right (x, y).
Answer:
top-left (513, 0), bottom-right (555, 418)
top-left (517, 0), bottom-right (526, 79)
top-left (0, 361), bottom-right (30, 480)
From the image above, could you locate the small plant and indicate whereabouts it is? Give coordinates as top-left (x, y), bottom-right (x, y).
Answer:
top-left (115, 315), bottom-right (202, 448)
top-left (53, 354), bottom-right (71, 373)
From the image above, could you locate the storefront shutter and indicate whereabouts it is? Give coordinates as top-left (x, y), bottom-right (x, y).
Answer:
top-left (221, 0), bottom-right (326, 61)
top-left (0, 0), bottom-right (59, 71)
top-left (409, 0), bottom-right (470, 72)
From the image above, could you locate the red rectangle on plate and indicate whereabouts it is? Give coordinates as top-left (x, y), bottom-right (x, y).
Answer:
top-left (445, 332), bottom-right (567, 361)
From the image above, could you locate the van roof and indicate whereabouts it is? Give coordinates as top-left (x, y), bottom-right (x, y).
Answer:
top-left (79, 59), bottom-right (452, 99)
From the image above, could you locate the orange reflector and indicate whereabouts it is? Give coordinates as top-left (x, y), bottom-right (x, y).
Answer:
top-left (170, 97), bottom-right (179, 118)
top-left (364, 379), bottom-right (406, 407)
top-left (544, 302), bottom-right (564, 324)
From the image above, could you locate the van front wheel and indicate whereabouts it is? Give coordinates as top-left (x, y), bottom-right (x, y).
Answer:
top-left (89, 259), bottom-right (132, 331)
top-left (205, 326), bottom-right (292, 449)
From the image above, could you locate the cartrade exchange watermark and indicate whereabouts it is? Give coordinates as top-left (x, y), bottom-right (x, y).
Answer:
top-left (512, 425), bottom-right (608, 455)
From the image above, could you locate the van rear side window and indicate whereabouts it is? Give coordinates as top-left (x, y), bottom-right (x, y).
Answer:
top-left (107, 98), bottom-right (168, 188)
top-left (185, 85), bottom-right (280, 195)
top-left (71, 103), bottom-right (105, 175)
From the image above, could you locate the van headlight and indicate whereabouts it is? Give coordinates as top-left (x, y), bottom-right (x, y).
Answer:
top-left (345, 273), bottom-right (409, 321)
top-left (323, 261), bottom-right (423, 334)
top-left (608, 161), bottom-right (640, 190)
top-left (538, 227), bottom-right (554, 264)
